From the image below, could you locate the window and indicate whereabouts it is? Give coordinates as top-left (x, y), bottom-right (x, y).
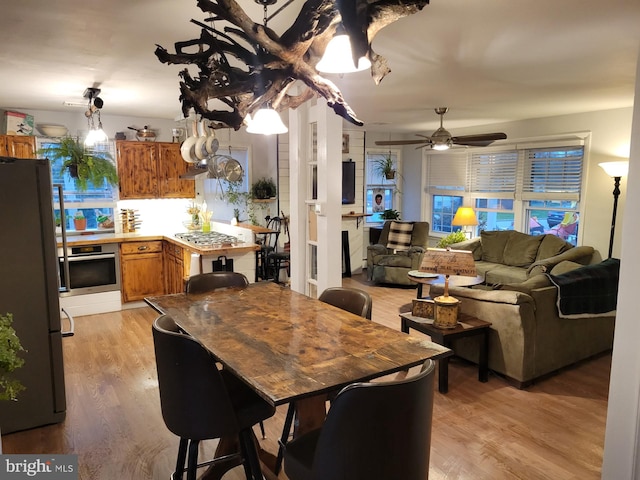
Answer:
top-left (425, 138), bottom-right (585, 244)
top-left (365, 150), bottom-right (401, 224)
top-left (39, 139), bottom-right (118, 234)
top-left (432, 195), bottom-right (463, 233)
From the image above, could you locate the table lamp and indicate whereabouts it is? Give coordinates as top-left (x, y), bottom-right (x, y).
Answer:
top-left (451, 207), bottom-right (478, 238)
top-left (420, 247), bottom-right (477, 329)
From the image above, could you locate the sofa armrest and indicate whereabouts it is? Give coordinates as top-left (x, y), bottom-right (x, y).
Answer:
top-left (526, 246), bottom-right (594, 276)
top-left (430, 284), bottom-right (534, 307)
top-left (449, 237), bottom-right (482, 260)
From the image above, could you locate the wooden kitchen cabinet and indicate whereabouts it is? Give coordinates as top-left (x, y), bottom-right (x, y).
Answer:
top-left (164, 241), bottom-right (189, 294)
top-left (0, 135), bottom-right (36, 158)
top-left (116, 141), bottom-right (195, 199)
top-left (120, 240), bottom-right (165, 303)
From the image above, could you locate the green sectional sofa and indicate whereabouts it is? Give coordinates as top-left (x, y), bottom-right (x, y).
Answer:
top-left (449, 230), bottom-right (595, 285)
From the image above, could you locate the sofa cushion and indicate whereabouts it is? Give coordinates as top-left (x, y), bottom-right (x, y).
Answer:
top-left (375, 253), bottom-right (414, 268)
top-left (481, 231), bottom-right (512, 263)
top-left (484, 264), bottom-right (528, 285)
top-left (386, 221), bottom-right (414, 251)
top-left (503, 231), bottom-right (544, 267)
top-left (535, 234), bottom-right (572, 262)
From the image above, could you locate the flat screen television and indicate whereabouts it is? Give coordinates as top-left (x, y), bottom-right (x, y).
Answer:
top-left (342, 161), bottom-right (356, 204)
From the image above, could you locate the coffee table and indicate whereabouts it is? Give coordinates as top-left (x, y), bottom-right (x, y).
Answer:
top-left (407, 270), bottom-right (484, 298)
top-left (400, 312), bottom-right (491, 393)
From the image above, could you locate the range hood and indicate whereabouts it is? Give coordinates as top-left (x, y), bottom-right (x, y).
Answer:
top-left (180, 164), bottom-right (209, 179)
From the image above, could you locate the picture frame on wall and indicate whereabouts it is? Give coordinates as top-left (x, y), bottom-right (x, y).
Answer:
top-left (342, 133), bottom-right (349, 153)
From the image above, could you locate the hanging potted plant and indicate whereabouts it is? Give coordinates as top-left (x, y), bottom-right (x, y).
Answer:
top-left (372, 153), bottom-right (397, 180)
top-left (251, 177), bottom-right (277, 200)
top-left (37, 136), bottom-right (118, 191)
top-left (0, 313), bottom-right (25, 402)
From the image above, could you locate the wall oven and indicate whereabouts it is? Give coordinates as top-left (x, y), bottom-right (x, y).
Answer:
top-left (58, 243), bottom-right (121, 297)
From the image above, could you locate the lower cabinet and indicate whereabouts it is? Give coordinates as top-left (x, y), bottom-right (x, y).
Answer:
top-left (120, 241), bottom-right (165, 303)
top-left (165, 241), bottom-right (188, 294)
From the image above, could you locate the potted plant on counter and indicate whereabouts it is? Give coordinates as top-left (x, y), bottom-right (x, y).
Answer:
top-left (37, 136), bottom-right (118, 191)
top-left (381, 208), bottom-right (401, 221)
top-left (73, 210), bottom-right (87, 231)
top-left (0, 313), bottom-right (25, 402)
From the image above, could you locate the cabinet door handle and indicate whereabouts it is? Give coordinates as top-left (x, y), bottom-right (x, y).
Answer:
top-left (138, 245), bottom-right (149, 251)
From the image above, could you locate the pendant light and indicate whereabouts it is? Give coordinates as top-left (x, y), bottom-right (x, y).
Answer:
top-left (246, 108), bottom-right (288, 135)
top-left (245, 0), bottom-right (288, 135)
top-left (83, 87), bottom-right (108, 147)
top-left (316, 25), bottom-right (371, 74)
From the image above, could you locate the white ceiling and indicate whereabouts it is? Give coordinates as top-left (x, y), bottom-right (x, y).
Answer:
top-left (0, 0), bottom-right (638, 134)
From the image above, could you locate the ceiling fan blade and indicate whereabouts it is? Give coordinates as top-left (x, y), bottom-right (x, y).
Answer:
top-left (451, 132), bottom-right (507, 147)
top-left (375, 139), bottom-right (431, 146)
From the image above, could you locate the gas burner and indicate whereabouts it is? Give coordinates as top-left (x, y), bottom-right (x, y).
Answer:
top-left (175, 231), bottom-right (238, 247)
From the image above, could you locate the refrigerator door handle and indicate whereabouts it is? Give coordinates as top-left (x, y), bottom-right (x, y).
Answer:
top-left (55, 183), bottom-right (71, 294)
top-left (61, 307), bottom-right (75, 337)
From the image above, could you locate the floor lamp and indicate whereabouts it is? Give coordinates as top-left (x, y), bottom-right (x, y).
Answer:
top-left (599, 161), bottom-right (629, 258)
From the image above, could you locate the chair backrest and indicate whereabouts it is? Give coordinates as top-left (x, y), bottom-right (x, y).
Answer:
top-left (185, 271), bottom-right (249, 294)
top-left (311, 360), bottom-right (436, 480)
top-left (264, 216), bottom-right (283, 250)
top-left (152, 315), bottom-right (239, 440)
top-left (318, 287), bottom-right (373, 320)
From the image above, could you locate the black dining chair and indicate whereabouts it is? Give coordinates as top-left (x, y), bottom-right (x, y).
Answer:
top-left (183, 271), bottom-right (267, 439)
top-left (255, 216), bottom-right (281, 281)
top-left (152, 314), bottom-right (276, 480)
top-left (283, 359), bottom-right (436, 480)
top-left (318, 286), bottom-right (373, 320)
top-left (185, 271), bottom-right (249, 293)
top-left (274, 286), bottom-right (374, 474)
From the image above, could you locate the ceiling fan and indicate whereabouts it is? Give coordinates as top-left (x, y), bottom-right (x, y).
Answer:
top-left (375, 107), bottom-right (507, 150)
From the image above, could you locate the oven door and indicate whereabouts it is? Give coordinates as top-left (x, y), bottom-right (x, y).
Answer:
top-left (59, 248), bottom-right (120, 297)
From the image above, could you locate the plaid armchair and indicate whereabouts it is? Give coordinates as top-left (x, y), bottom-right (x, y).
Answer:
top-left (367, 221), bottom-right (430, 285)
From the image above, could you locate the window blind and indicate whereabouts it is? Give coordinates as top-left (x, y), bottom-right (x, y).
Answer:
top-left (522, 147), bottom-right (583, 201)
top-left (467, 150), bottom-right (518, 193)
top-left (426, 151), bottom-right (466, 191)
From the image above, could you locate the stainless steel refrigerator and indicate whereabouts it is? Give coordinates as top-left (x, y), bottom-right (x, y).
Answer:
top-left (0, 156), bottom-right (66, 433)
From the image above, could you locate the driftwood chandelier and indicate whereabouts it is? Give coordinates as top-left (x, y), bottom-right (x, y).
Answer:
top-left (155, 0), bottom-right (430, 131)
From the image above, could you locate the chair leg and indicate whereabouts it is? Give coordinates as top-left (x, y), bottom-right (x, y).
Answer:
top-left (259, 420), bottom-right (266, 439)
top-left (172, 438), bottom-right (188, 480)
top-left (274, 403), bottom-right (296, 475)
top-left (186, 440), bottom-right (199, 480)
top-left (239, 429), bottom-right (264, 480)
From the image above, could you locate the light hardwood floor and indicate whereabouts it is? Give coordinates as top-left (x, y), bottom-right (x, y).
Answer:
top-left (2, 274), bottom-right (611, 479)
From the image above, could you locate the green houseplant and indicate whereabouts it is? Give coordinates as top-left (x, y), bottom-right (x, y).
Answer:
top-left (0, 313), bottom-right (25, 402)
top-left (436, 230), bottom-right (467, 248)
top-left (381, 208), bottom-right (401, 220)
top-left (372, 153), bottom-right (397, 180)
top-left (251, 177), bottom-right (277, 199)
top-left (38, 136), bottom-right (118, 191)
top-left (73, 210), bottom-right (87, 231)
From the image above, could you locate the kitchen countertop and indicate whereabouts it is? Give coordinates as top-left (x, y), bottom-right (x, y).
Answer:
top-left (59, 231), bottom-right (259, 256)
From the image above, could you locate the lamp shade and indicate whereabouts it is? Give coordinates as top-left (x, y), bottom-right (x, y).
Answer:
top-left (420, 248), bottom-right (477, 278)
top-left (599, 161), bottom-right (629, 178)
top-left (246, 108), bottom-right (288, 135)
top-left (316, 34), bottom-right (371, 74)
top-left (451, 207), bottom-right (478, 227)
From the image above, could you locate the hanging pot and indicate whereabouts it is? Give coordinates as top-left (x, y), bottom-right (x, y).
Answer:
top-left (194, 120), bottom-right (209, 161)
top-left (205, 123), bottom-right (219, 155)
top-left (180, 120), bottom-right (199, 163)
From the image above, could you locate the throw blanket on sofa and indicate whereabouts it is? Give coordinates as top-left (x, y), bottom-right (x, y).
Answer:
top-left (546, 258), bottom-right (620, 319)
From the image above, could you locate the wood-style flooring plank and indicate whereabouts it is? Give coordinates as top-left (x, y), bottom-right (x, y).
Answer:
top-left (1, 274), bottom-right (610, 479)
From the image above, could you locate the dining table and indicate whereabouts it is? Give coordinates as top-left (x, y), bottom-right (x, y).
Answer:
top-left (145, 281), bottom-right (452, 479)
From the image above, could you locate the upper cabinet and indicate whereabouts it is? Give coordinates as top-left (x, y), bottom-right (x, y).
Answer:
top-left (116, 140), bottom-right (195, 200)
top-left (0, 135), bottom-right (36, 158)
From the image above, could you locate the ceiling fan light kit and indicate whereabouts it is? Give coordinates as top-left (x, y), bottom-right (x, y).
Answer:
top-left (375, 107), bottom-right (507, 149)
